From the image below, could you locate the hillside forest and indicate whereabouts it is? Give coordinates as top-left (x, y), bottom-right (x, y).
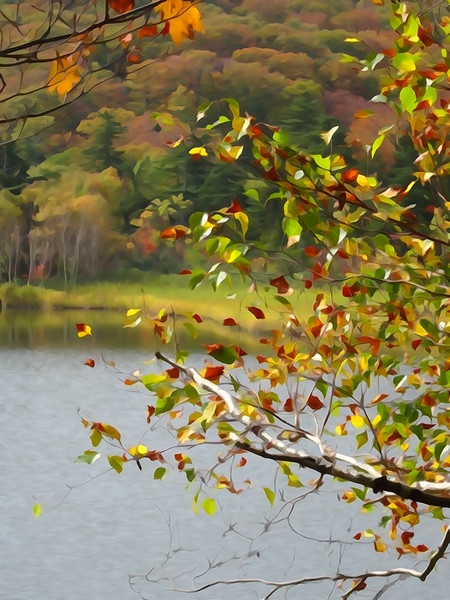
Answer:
top-left (0, 0), bottom-right (440, 284)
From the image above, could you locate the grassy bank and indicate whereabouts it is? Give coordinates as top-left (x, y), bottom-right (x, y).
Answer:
top-left (0, 274), bottom-right (315, 333)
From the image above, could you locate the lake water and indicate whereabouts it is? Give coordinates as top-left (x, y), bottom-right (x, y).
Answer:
top-left (0, 312), bottom-right (448, 599)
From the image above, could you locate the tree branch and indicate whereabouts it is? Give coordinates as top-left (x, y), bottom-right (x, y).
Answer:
top-left (155, 352), bottom-right (450, 508)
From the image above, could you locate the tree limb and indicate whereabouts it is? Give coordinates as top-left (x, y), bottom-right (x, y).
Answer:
top-left (155, 352), bottom-right (450, 508)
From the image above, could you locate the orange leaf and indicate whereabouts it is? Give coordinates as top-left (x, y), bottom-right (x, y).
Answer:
top-left (202, 366), bottom-right (225, 383)
top-left (109, 0), bottom-right (134, 13)
top-left (138, 24), bottom-right (158, 38)
top-left (84, 358), bottom-right (95, 368)
top-left (155, 0), bottom-right (204, 45)
top-left (160, 225), bottom-right (189, 239)
top-left (127, 50), bottom-right (142, 63)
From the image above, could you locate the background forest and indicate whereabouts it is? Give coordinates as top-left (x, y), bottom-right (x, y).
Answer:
top-left (0, 0), bottom-right (430, 284)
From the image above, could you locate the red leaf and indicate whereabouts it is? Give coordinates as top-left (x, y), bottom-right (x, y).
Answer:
top-left (203, 366), bottom-right (225, 382)
top-left (223, 318), bottom-right (238, 326)
top-left (192, 313), bottom-right (203, 323)
top-left (84, 358), bottom-right (95, 368)
top-left (232, 345), bottom-right (247, 357)
top-left (226, 196), bottom-right (243, 214)
top-left (284, 397), bottom-right (294, 412)
top-left (179, 269), bottom-right (192, 275)
top-left (124, 378), bottom-right (138, 386)
top-left (401, 531), bottom-right (414, 545)
top-left (307, 394), bottom-right (324, 410)
top-left (259, 338), bottom-right (271, 344)
top-left (304, 246), bottom-right (320, 257)
top-left (161, 21), bottom-right (170, 36)
top-left (353, 532), bottom-right (362, 540)
top-left (416, 545), bottom-right (428, 553)
top-left (109, 0), bottom-right (134, 14)
top-left (304, 279), bottom-right (312, 289)
top-left (247, 306), bottom-right (265, 320)
top-left (269, 275), bottom-right (290, 294)
top-left (236, 457), bottom-right (247, 468)
top-left (138, 24), bottom-right (158, 38)
top-left (256, 355), bottom-right (267, 364)
top-left (310, 318), bottom-right (323, 338)
top-left (412, 339), bottom-right (422, 350)
top-left (146, 405), bottom-right (155, 424)
top-left (165, 367), bottom-right (180, 379)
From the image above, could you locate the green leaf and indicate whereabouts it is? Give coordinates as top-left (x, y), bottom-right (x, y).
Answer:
top-left (202, 498), bottom-right (217, 516)
top-left (107, 455), bottom-right (124, 474)
top-left (154, 467), bottom-right (167, 480)
top-left (75, 450), bottom-right (101, 465)
top-left (207, 344), bottom-right (239, 364)
top-left (392, 52), bottom-right (416, 73)
top-left (371, 134), bottom-right (385, 158)
top-left (155, 395), bottom-right (176, 416)
top-left (356, 431), bottom-right (368, 449)
top-left (263, 487), bottom-right (275, 505)
top-left (399, 86), bottom-right (417, 114)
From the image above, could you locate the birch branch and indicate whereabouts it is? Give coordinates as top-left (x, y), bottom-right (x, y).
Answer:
top-left (155, 352), bottom-right (450, 508)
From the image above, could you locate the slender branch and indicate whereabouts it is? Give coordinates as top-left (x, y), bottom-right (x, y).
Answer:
top-left (174, 526), bottom-right (450, 595)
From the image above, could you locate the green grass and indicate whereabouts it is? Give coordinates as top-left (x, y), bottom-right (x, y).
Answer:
top-left (0, 273), bottom-right (315, 333)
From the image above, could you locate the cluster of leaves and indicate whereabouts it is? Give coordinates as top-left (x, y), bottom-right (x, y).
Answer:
top-left (72, 1), bottom-right (449, 594)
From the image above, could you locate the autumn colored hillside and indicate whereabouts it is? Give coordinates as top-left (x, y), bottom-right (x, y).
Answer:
top-left (0, 0), bottom-right (424, 284)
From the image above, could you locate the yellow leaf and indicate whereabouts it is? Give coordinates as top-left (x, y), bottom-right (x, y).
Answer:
top-left (189, 146), bottom-right (208, 157)
top-left (48, 54), bottom-right (83, 97)
top-left (351, 414), bottom-right (365, 429)
top-left (415, 322), bottom-right (429, 336)
top-left (155, 0), bottom-right (204, 45)
top-left (33, 503), bottom-right (42, 518)
top-left (374, 539), bottom-right (387, 552)
top-left (344, 37), bottom-right (360, 42)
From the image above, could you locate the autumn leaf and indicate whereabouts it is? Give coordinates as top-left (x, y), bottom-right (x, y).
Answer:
top-left (201, 365), bottom-right (225, 383)
top-left (223, 318), bottom-right (238, 326)
top-left (155, 0), bottom-right (204, 45)
top-left (76, 323), bottom-right (92, 338)
top-left (84, 358), bottom-right (95, 368)
top-left (247, 306), bottom-right (265, 320)
top-left (48, 55), bottom-right (83, 97)
top-left (138, 24), bottom-right (158, 38)
top-left (269, 275), bottom-right (291, 295)
top-left (109, 0), bottom-right (134, 14)
top-left (306, 394), bottom-right (324, 411)
top-left (160, 225), bottom-right (189, 239)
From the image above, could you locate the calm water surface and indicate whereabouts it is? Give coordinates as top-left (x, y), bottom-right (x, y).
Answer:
top-left (0, 313), bottom-right (448, 599)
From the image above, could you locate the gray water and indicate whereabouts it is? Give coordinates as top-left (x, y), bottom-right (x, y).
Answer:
top-left (0, 319), bottom-right (448, 600)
